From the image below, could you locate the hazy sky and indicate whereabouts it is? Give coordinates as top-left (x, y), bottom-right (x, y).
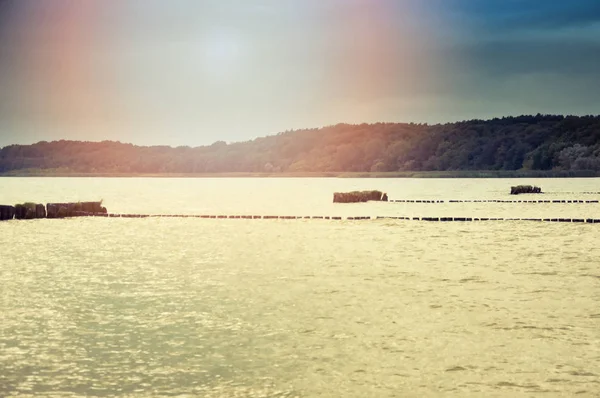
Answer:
top-left (1, 0), bottom-right (599, 147)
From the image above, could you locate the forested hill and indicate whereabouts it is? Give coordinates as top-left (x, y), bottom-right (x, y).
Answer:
top-left (2, 115), bottom-right (600, 175)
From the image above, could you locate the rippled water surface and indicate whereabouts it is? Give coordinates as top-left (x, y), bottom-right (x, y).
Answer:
top-left (1, 178), bottom-right (599, 397)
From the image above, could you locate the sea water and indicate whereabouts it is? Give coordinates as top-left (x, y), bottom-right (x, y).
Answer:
top-left (1, 178), bottom-right (599, 397)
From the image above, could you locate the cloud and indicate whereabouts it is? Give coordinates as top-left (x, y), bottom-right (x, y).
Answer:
top-left (445, 0), bottom-right (600, 32)
top-left (461, 38), bottom-right (600, 78)
top-left (432, 0), bottom-right (600, 113)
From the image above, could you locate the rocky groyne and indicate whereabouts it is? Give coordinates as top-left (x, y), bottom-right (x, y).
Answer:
top-left (510, 185), bottom-right (542, 195)
top-left (333, 190), bottom-right (388, 203)
top-left (46, 202), bottom-right (107, 219)
top-left (0, 201), bottom-right (106, 221)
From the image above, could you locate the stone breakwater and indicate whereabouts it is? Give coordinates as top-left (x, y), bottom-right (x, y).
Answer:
top-left (333, 190), bottom-right (388, 203)
top-left (510, 185), bottom-right (542, 195)
top-left (0, 202), bottom-right (106, 221)
top-left (2, 198), bottom-right (600, 224)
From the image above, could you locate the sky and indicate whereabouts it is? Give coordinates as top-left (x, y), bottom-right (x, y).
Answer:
top-left (0, 0), bottom-right (599, 147)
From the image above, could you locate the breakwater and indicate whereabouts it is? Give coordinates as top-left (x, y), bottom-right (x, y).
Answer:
top-left (333, 190), bottom-right (388, 203)
top-left (2, 211), bottom-right (597, 223)
top-left (2, 198), bottom-right (599, 223)
top-left (510, 185), bottom-right (542, 194)
top-left (389, 199), bottom-right (600, 204)
top-left (0, 201), bottom-right (106, 221)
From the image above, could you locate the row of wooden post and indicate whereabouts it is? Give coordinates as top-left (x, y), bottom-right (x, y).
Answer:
top-left (377, 216), bottom-right (600, 223)
top-left (390, 199), bottom-right (599, 204)
top-left (4, 212), bottom-right (597, 224)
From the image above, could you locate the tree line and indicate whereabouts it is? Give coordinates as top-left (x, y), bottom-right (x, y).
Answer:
top-left (1, 115), bottom-right (600, 174)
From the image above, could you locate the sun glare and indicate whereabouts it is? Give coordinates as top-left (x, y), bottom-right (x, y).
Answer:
top-left (201, 30), bottom-right (245, 80)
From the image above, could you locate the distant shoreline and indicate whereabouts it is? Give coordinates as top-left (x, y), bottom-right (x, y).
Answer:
top-left (1, 170), bottom-right (599, 178)
top-left (3, 116), bottom-right (600, 178)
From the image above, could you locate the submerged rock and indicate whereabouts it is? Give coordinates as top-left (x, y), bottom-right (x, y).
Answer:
top-left (47, 201), bottom-right (106, 218)
top-left (0, 205), bottom-right (15, 221)
top-left (46, 203), bottom-right (68, 218)
top-left (15, 203), bottom-right (46, 219)
top-left (81, 201), bottom-right (106, 213)
top-left (36, 204), bottom-right (46, 218)
top-left (57, 206), bottom-right (68, 218)
top-left (14, 204), bottom-right (26, 219)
